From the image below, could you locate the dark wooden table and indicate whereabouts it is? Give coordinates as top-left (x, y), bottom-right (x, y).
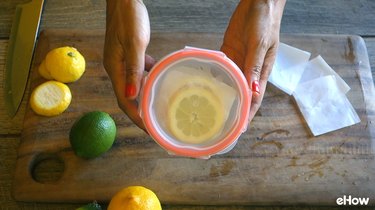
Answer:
top-left (1, 0), bottom-right (374, 209)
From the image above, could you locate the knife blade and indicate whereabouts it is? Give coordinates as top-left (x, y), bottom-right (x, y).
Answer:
top-left (4, 0), bottom-right (45, 117)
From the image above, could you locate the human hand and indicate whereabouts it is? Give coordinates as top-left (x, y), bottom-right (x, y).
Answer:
top-left (104, 0), bottom-right (155, 131)
top-left (221, 0), bottom-right (286, 122)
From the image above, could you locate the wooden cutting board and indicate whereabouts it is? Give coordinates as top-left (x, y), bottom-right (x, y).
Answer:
top-left (13, 30), bottom-right (375, 205)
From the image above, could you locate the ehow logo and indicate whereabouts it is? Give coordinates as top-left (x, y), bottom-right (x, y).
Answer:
top-left (336, 195), bottom-right (370, 206)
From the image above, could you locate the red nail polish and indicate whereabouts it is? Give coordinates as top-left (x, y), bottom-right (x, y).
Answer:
top-left (252, 80), bottom-right (260, 94)
top-left (125, 84), bottom-right (137, 97)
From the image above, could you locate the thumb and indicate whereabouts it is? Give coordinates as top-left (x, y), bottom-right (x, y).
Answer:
top-left (124, 46), bottom-right (146, 99)
top-left (244, 44), bottom-right (277, 121)
top-left (244, 45), bottom-right (267, 96)
top-left (144, 54), bottom-right (156, 72)
top-left (243, 44), bottom-right (267, 122)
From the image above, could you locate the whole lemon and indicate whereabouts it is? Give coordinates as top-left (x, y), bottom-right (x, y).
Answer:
top-left (69, 111), bottom-right (116, 159)
top-left (108, 186), bottom-right (162, 210)
top-left (45, 46), bottom-right (85, 83)
top-left (38, 60), bottom-right (53, 80)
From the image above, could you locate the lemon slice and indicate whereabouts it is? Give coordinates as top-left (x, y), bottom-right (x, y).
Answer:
top-left (168, 86), bottom-right (225, 144)
top-left (30, 81), bottom-right (72, 116)
top-left (179, 76), bottom-right (217, 90)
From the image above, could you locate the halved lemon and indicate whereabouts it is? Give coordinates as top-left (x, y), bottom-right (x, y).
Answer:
top-left (30, 81), bottom-right (72, 116)
top-left (168, 86), bottom-right (225, 144)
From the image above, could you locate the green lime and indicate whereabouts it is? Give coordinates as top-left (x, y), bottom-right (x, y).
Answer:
top-left (76, 201), bottom-right (102, 210)
top-left (70, 111), bottom-right (117, 159)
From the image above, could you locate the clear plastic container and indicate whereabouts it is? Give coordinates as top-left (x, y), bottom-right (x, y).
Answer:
top-left (139, 47), bottom-right (251, 158)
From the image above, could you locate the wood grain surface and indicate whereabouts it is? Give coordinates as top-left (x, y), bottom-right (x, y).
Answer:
top-left (12, 30), bottom-right (375, 206)
top-left (1, 0), bottom-right (375, 209)
top-left (1, 0), bottom-right (375, 135)
top-left (2, 137), bottom-right (372, 209)
top-left (2, 0), bottom-right (375, 36)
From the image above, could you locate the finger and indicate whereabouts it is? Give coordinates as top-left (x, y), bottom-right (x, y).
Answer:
top-left (124, 46), bottom-right (146, 99)
top-left (243, 42), bottom-right (268, 90)
top-left (247, 46), bottom-right (278, 122)
top-left (103, 37), bottom-right (127, 106)
top-left (107, 68), bottom-right (147, 131)
top-left (243, 42), bottom-right (268, 123)
top-left (145, 54), bottom-right (156, 72)
top-left (118, 99), bottom-right (147, 132)
top-left (244, 40), bottom-right (271, 99)
top-left (105, 64), bottom-right (147, 131)
top-left (103, 42), bottom-right (147, 131)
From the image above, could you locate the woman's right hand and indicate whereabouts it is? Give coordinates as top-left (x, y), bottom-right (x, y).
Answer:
top-left (104, 0), bottom-right (155, 131)
top-left (221, 0), bottom-right (286, 123)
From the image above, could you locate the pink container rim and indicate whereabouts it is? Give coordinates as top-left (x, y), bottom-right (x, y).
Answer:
top-left (140, 47), bottom-right (251, 158)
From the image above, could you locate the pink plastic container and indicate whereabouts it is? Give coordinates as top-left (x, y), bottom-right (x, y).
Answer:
top-left (140, 47), bottom-right (251, 158)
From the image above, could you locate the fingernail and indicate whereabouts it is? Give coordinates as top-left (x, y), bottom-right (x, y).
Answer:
top-left (251, 80), bottom-right (260, 94)
top-left (125, 84), bottom-right (137, 97)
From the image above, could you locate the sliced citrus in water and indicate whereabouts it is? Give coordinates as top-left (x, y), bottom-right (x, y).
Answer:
top-left (107, 186), bottom-right (161, 210)
top-left (168, 86), bottom-right (224, 144)
top-left (69, 111), bottom-right (117, 159)
top-left (30, 81), bottom-right (72, 116)
top-left (45, 46), bottom-right (86, 83)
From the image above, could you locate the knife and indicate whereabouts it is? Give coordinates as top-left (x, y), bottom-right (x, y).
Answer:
top-left (4, 0), bottom-right (45, 117)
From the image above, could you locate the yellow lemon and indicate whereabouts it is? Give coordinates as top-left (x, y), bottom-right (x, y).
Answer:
top-left (168, 86), bottom-right (225, 144)
top-left (38, 60), bottom-right (53, 80)
top-left (30, 81), bottom-right (72, 116)
top-left (107, 186), bottom-right (162, 210)
top-left (45, 46), bottom-right (85, 83)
